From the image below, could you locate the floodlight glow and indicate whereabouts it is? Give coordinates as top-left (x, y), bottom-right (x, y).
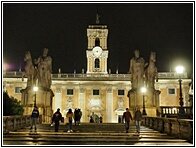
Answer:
top-left (33, 86), bottom-right (38, 92)
top-left (176, 66), bottom-right (184, 74)
top-left (141, 87), bottom-right (147, 93)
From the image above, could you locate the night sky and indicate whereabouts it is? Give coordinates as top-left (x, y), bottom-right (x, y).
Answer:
top-left (3, 2), bottom-right (194, 77)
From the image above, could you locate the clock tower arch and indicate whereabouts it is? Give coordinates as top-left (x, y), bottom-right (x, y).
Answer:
top-left (95, 37), bottom-right (100, 46)
top-left (86, 15), bottom-right (108, 74)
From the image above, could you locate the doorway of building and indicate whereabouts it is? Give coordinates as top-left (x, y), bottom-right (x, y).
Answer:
top-left (118, 115), bottom-right (123, 123)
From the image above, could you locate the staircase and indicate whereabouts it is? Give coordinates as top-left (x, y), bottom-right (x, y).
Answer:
top-left (3, 123), bottom-right (192, 145)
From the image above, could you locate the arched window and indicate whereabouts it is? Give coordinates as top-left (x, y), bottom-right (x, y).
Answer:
top-left (95, 38), bottom-right (100, 46)
top-left (95, 58), bottom-right (100, 68)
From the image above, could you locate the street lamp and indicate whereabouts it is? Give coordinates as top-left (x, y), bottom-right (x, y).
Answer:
top-left (176, 66), bottom-right (186, 118)
top-left (33, 86), bottom-right (38, 107)
top-left (141, 87), bottom-right (147, 116)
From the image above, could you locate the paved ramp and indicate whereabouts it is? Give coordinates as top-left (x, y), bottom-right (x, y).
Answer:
top-left (3, 123), bottom-right (193, 146)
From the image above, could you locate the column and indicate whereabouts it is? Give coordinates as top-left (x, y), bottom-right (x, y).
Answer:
top-left (106, 88), bottom-right (113, 122)
top-left (78, 88), bottom-right (85, 122)
top-left (54, 88), bottom-right (62, 113)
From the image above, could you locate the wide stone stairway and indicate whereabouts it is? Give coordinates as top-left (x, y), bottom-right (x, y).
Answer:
top-left (3, 123), bottom-right (192, 146)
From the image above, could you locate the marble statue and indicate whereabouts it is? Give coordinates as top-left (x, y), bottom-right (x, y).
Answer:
top-left (67, 97), bottom-right (74, 109)
top-left (22, 51), bottom-right (37, 87)
top-left (128, 50), bottom-right (148, 90)
top-left (145, 52), bottom-right (158, 89)
top-left (34, 48), bottom-right (52, 88)
top-left (118, 98), bottom-right (124, 108)
top-left (96, 14), bottom-right (100, 24)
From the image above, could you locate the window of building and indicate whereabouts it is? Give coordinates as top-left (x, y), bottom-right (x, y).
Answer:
top-left (67, 89), bottom-right (73, 95)
top-left (93, 89), bottom-right (99, 95)
top-left (95, 59), bottom-right (100, 68)
top-left (15, 87), bottom-right (22, 93)
top-left (168, 88), bottom-right (176, 95)
top-left (118, 90), bottom-right (124, 96)
top-left (95, 37), bottom-right (100, 46)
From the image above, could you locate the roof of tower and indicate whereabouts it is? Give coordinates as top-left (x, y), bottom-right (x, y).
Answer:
top-left (88, 25), bottom-right (107, 29)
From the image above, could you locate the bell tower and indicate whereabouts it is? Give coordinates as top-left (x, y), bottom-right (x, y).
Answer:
top-left (86, 14), bottom-right (108, 74)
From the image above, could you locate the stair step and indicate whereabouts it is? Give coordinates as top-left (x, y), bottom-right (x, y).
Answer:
top-left (3, 124), bottom-right (192, 146)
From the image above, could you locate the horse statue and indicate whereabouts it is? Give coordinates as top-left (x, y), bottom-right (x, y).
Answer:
top-left (144, 52), bottom-right (158, 89)
top-left (22, 51), bottom-right (37, 87)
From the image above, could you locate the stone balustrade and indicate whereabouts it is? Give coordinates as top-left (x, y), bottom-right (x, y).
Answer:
top-left (160, 106), bottom-right (193, 119)
top-left (3, 71), bottom-right (188, 79)
top-left (143, 116), bottom-right (193, 143)
top-left (3, 115), bottom-right (42, 134)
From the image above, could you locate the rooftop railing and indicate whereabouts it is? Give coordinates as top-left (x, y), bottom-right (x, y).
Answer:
top-left (3, 71), bottom-right (188, 80)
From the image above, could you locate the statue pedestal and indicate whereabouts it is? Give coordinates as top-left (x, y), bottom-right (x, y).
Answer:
top-left (21, 86), bottom-right (54, 123)
top-left (128, 88), bottom-right (161, 116)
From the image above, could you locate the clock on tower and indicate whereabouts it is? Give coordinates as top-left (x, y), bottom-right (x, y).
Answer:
top-left (92, 46), bottom-right (103, 57)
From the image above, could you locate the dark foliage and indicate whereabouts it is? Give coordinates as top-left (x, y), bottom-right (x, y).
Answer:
top-left (3, 91), bottom-right (24, 116)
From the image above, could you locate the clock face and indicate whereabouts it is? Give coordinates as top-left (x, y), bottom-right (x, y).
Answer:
top-left (92, 46), bottom-right (102, 57)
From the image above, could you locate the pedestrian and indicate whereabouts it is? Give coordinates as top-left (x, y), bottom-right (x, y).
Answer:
top-left (74, 108), bottom-right (79, 125)
top-left (52, 108), bottom-right (63, 132)
top-left (66, 108), bottom-right (74, 132)
top-left (78, 108), bottom-right (82, 125)
top-left (122, 108), bottom-right (133, 133)
top-left (89, 116), bottom-right (94, 123)
top-left (134, 107), bottom-right (142, 134)
top-left (100, 116), bottom-right (102, 123)
top-left (30, 106), bottom-right (39, 132)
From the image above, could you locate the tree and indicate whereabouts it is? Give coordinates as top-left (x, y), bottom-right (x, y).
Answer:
top-left (3, 91), bottom-right (24, 116)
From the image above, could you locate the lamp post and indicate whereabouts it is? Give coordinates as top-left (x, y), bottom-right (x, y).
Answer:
top-left (176, 66), bottom-right (186, 118)
top-left (33, 86), bottom-right (38, 107)
top-left (141, 87), bottom-right (147, 116)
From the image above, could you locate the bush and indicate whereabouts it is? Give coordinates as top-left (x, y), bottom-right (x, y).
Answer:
top-left (3, 91), bottom-right (24, 116)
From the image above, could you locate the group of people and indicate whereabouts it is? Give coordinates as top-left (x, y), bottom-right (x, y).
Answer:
top-left (64, 108), bottom-right (82, 132)
top-left (51, 108), bottom-right (83, 132)
top-left (73, 108), bottom-right (82, 125)
top-left (51, 108), bottom-right (82, 132)
top-left (29, 107), bottom-right (83, 133)
top-left (30, 107), bottom-right (63, 132)
top-left (123, 107), bottom-right (142, 134)
top-left (30, 106), bottom-right (142, 134)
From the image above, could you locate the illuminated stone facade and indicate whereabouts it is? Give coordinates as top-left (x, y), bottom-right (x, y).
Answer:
top-left (3, 72), bottom-right (191, 123)
top-left (3, 20), bottom-right (192, 123)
